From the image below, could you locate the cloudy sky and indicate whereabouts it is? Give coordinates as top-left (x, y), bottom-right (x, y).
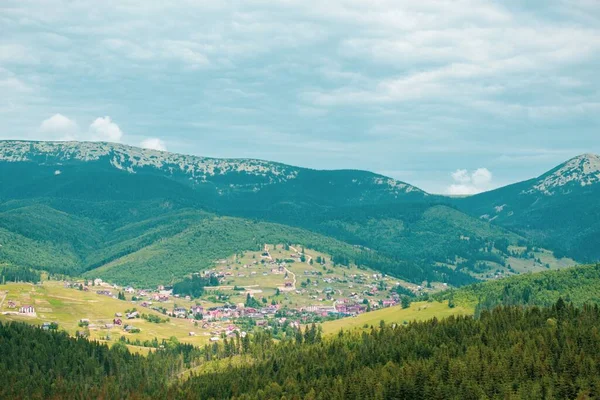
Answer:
top-left (1, 0), bottom-right (599, 194)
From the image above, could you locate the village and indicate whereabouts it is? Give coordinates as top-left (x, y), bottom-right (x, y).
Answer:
top-left (0, 244), bottom-right (436, 348)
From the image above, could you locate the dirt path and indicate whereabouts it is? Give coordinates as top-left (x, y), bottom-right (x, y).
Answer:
top-left (283, 267), bottom-right (297, 290)
top-left (204, 285), bottom-right (259, 290)
top-left (289, 245), bottom-right (312, 265)
top-left (263, 244), bottom-right (273, 261)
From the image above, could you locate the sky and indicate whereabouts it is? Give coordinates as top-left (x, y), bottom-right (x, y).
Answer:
top-left (1, 0), bottom-right (599, 194)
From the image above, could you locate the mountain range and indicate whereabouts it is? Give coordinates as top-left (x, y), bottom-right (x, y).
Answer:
top-left (0, 140), bottom-right (597, 287)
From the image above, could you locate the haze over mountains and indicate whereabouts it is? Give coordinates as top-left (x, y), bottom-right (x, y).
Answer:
top-left (0, 140), bottom-right (597, 287)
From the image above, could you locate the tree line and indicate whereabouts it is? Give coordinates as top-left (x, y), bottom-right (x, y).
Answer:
top-left (3, 300), bottom-right (600, 399)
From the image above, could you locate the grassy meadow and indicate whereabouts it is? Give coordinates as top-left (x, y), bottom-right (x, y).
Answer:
top-left (319, 300), bottom-right (472, 335)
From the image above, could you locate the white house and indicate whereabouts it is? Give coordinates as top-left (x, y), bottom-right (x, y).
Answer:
top-left (19, 305), bottom-right (35, 314)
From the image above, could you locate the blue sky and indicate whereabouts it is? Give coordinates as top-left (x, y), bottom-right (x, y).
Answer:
top-left (1, 0), bottom-right (599, 194)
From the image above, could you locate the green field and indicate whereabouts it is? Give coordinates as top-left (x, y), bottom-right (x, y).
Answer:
top-left (319, 300), bottom-right (471, 335)
top-left (0, 281), bottom-right (216, 348)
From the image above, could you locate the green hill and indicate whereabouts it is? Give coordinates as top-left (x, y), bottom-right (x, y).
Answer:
top-left (443, 263), bottom-right (600, 314)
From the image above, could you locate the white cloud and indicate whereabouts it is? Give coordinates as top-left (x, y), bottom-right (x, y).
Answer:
top-left (38, 114), bottom-right (125, 143)
top-left (140, 138), bottom-right (167, 151)
top-left (88, 116), bottom-right (123, 142)
top-left (451, 169), bottom-right (471, 184)
top-left (446, 167), bottom-right (493, 195)
top-left (471, 168), bottom-right (492, 186)
top-left (39, 113), bottom-right (78, 140)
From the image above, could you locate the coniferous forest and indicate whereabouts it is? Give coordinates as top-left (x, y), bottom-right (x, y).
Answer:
top-left (2, 300), bottom-right (600, 399)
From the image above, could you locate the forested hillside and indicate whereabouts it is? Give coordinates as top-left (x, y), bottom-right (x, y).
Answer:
top-left (3, 301), bottom-right (600, 399)
top-left (0, 141), bottom-right (576, 288)
top-left (448, 263), bottom-right (600, 315)
top-left (456, 154), bottom-right (600, 262)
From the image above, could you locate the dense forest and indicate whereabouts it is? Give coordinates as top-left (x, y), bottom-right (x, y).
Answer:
top-left (0, 321), bottom-right (203, 399)
top-left (447, 263), bottom-right (600, 315)
top-left (2, 300), bottom-right (600, 399)
top-left (0, 264), bottom-right (41, 284)
top-left (172, 274), bottom-right (219, 298)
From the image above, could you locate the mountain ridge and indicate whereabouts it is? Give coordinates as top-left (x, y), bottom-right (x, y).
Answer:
top-left (0, 140), bottom-right (425, 196)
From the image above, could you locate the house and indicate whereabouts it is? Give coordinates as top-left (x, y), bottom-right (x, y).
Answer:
top-left (284, 282), bottom-right (293, 288)
top-left (382, 300), bottom-right (396, 307)
top-left (125, 286), bottom-right (135, 294)
top-left (335, 304), bottom-right (348, 314)
top-left (115, 312), bottom-right (123, 317)
top-left (19, 305), bottom-right (35, 314)
top-left (256, 319), bottom-right (268, 327)
top-left (210, 336), bottom-right (220, 342)
top-left (41, 322), bottom-right (52, 331)
top-left (191, 305), bottom-right (204, 315)
top-left (126, 311), bottom-right (139, 319)
top-left (94, 278), bottom-right (103, 286)
top-left (7, 300), bottom-right (16, 309)
top-left (188, 332), bottom-right (196, 336)
top-left (113, 318), bottom-right (123, 325)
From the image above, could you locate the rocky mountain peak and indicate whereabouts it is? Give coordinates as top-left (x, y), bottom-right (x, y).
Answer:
top-left (525, 153), bottom-right (600, 195)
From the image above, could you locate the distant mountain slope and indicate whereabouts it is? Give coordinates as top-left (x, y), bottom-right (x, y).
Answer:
top-left (0, 140), bottom-right (427, 209)
top-left (0, 140), bottom-right (573, 287)
top-left (456, 154), bottom-right (600, 261)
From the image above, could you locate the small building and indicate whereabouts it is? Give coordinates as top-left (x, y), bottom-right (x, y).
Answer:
top-left (41, 322), bottom-right (52, 331)
top-left (113, 318), bottom-right (123, 325)
top-left (188, 332), bottom-right (196, 336)
top-left (191, 305), bottom-right (204, 315)
top-left (19, 305), bottom-right (35, 314)
top-left (126, 311), bottom-right (139, 319)
top-left (7, 301), bottom-right (16, 309)
top-left (115, 312), bottom-right (123, 317)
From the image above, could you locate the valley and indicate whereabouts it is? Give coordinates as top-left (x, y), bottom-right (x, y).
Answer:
top-left (1, 141), bottom-right (599, 399)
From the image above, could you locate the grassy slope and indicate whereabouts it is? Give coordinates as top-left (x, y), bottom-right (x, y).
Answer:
top-left (195, 244), bottom-right (416, 308)
top-left (319, 300), bottom-right (470, 335)
top-left (0, 281), bottom-right (212, 347)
